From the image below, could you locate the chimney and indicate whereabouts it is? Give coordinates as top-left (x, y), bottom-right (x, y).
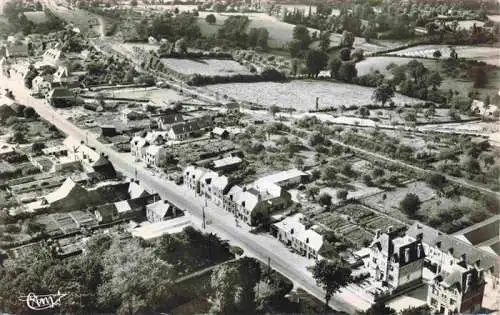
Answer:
top-left (416, 233), bottom-right (423, 241)
top-left (448, 248), bottom-right (454, 255)
top-left (387, 226), bottom-right (393, 233)
top-left (475, 259), bottom-right (481, 268)
top-left (375, 229), bottom-right (381, 238)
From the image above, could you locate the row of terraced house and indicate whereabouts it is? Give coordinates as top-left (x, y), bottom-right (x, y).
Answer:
top-left (183, 166), bottom-right (308, 226)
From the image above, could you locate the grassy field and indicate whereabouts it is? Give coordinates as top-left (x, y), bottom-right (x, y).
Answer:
top-left (387, 45), bottom-right (500, 66)
top-left (206, 80), bottom-right (420, 110)
top-left (197, 12), bottom-right (401, 52)
top-left (161, 58), bottom-right (252, 76)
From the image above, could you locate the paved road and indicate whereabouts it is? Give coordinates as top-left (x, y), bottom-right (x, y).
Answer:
top-left (2, 68), bottom-right (365, 314)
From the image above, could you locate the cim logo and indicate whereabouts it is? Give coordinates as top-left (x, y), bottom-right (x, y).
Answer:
top-left (19, 291), bottom-right (68, 311)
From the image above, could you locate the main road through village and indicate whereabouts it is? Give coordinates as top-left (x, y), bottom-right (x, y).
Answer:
top-left (1, 66), bottom-right (368, 313)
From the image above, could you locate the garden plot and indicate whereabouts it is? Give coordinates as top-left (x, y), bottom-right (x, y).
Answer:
top-left (161, 58), bottom-right (252, 77)
top-left (206, 81), bottom-right (420, 110)
top-left (387, 45), bottom-right (500, 66)
top-left (362, 181), bottom-right (436, 215)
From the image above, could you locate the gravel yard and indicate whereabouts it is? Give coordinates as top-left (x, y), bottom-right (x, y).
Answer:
top-left (206, 80), bottom-right (420, 110)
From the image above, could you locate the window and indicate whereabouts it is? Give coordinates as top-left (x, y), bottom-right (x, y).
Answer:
top-left (388, 275), bottom-right (393, 281)
top-left (405, 248), bottom-right (410, 263)
top-left (430, 298), bottom-right (438, 306)
top-left (450, 299), bottom-right (455, 305)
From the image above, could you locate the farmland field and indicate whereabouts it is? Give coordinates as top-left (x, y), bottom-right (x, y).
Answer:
top-left (206, 80), bottom-right (420, 110)
top-left (160, 58), bottom-right (252, 77)
top-left (387, 45), bottom-right (500, 66)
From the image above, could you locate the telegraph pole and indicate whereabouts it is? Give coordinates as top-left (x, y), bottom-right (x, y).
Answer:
top-left (202, 199), bottom-right (207, 229)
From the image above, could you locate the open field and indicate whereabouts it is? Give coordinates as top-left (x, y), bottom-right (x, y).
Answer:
top-left (197, 12), bottom-right (401, 52)
top-left (206, 80), bottom-right (420, 110)
top-left (387, 45), bottom-right (500, 66)
top-left (160, 58), bottom-right (252, 77)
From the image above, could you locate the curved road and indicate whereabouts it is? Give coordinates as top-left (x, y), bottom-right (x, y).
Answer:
top-left (2, 69), bottom-right (364, 314)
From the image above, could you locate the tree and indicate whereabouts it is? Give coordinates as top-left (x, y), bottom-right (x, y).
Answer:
top-left (210, 264), bottom-right (239, 315)
top-left (235, 257), bottom-right (261, 313)
top-left (292, 25), bottom-right (310, 49)
top-left (32, 142), bottom-right (45, 153)
top-left (449, 46), bottom-right (458, 59)
top-left (341, 30), bottom-right (355, 47)
top-left (400, 305), bottom-right (432, 315)
top-left (328, 56), bottom-right (341, 79)
top-left (130, 0), bottom-right (138, 6)
top-left (319, 31), bottom-right (331, 51)
top-left (256, 28), bottom-right (269, 50)
top-left (312, 259), bottom-right (352, 312)
top-left (336, 189), bottom-right (348, 200)
top-left (206, 13), bottom-right (216, 24)
top-left (426, 71), bottom-right (442, 90)
top-left (360, 301), bottom-right (397, 315)
top-left (306, 185), bottom-right (320, 200)
top-left (426, 173), bottom-right (447, 190)
top-left (372, 83), bottom-right (394, 106)
top-left (288, 39), bottom-right (302, 58)
top-left (433, 50), bottom-right (442, 58)
top-left (337, 62), bottom-right (357, 82)
top-left (23, 106), bottom-right (36, 118)
top-left (174, 38), bottom-right (187, 54)
top-left (318, 193), bottom-right (332, 208)
top-left (306, 49), bottom-right (328, 78)
top-left (339, 47), bottom-right (351, 61)
top-left (269, 105), bottom-right (280, 118)
top-left (400, 193), bottom-right (421, 216)
top-left (351, 48), bottom-right (364, 62)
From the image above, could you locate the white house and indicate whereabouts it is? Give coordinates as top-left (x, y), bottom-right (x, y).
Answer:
top-left (273, 213), bottom-right (324, 260)
top-left (42, 48), bottom-right (63, 67)
top-left (427, 259), bottom-right (485, 315)
top-left (144, 145), bottom-right (167, 168)
top-left (146, 199), bottom-right (183, 223)
top-left (367, 228), bottom-right (425, 291)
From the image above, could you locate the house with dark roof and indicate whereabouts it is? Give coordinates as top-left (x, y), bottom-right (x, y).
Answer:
top-left (367, 227), bottom-right (425, 292)
top-left (427, 259), bottom-right (485, 315)
top-left (157, 113), bottom-right (183, 130)
top-left (452, 215), bottom-right (500, 256)
top-left (5, 43), bottom-right (29, 58)
top-left (46, 87), bottom-right (75, 107)
top-left (167, 117), bottom-right (212, 141)
top-left (407, 223), bottom-right (498, 279)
